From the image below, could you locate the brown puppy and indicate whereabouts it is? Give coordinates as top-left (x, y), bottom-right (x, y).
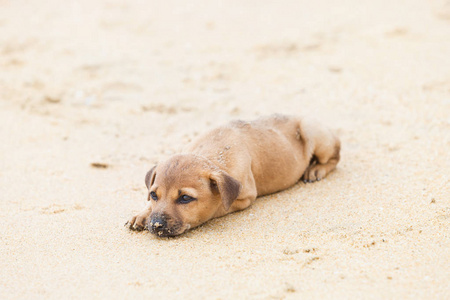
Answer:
top-left (126, 114), bottom-right (340, 237)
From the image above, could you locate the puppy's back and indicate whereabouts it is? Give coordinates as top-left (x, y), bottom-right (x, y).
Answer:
top-left (187, 114), bottom-right (310, 195)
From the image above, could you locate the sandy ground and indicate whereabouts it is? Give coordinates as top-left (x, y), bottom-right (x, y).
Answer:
top-left (1, 0), bottom-right (449, 299)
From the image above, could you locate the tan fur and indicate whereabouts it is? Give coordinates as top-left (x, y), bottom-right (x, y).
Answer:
top-left (125, 114), bottom-right (340, 236)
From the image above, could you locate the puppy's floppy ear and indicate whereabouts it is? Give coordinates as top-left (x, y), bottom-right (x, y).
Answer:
top-left (210, 171), bottom-right (241, 211)
top-left (145, 165), bottom-right (157, 189)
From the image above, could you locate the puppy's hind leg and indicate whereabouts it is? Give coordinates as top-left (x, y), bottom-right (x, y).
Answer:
top-left (299, 118), bottom-right (341, 182)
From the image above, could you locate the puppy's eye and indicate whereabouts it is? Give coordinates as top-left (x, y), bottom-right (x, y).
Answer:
top-left (150, 191), bottom-right (158, 201)
top-left (178, 195), bottom-right (196, 204)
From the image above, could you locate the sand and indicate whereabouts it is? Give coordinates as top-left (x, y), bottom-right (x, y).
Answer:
top-left (1, 0), bottom-right (449, 299)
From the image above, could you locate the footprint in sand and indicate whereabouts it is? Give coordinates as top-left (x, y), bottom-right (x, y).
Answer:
top-left (39, 204), bottom-right (85, 215)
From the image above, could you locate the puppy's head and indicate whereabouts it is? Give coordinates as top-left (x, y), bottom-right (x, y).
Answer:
top-left (144, 154), bottom-right (241, 237)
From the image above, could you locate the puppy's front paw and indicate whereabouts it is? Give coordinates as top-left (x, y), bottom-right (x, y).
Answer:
top-left (125, 212), bottom-right (151, 231)
top-left (302, 164), bottom-right (327, 183)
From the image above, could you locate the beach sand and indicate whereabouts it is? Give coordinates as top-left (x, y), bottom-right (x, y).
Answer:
top-left (0, 0), bottom-right (449, 298)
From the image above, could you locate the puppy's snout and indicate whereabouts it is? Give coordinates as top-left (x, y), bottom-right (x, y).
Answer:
top-left (148, 213), bottom-right (184, 237)
top-left (149, 214), bottom-right (168, 235)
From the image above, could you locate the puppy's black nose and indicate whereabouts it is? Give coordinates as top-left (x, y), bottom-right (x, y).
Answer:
top-left (149, 215), bottom-right (167, 235)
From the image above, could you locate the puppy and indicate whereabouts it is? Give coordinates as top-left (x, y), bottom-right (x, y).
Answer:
top-left (126, 114), bottom-right (340, 237)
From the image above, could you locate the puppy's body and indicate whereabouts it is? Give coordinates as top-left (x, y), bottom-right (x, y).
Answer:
top-left (127, 114), bottom-right (340, 236)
